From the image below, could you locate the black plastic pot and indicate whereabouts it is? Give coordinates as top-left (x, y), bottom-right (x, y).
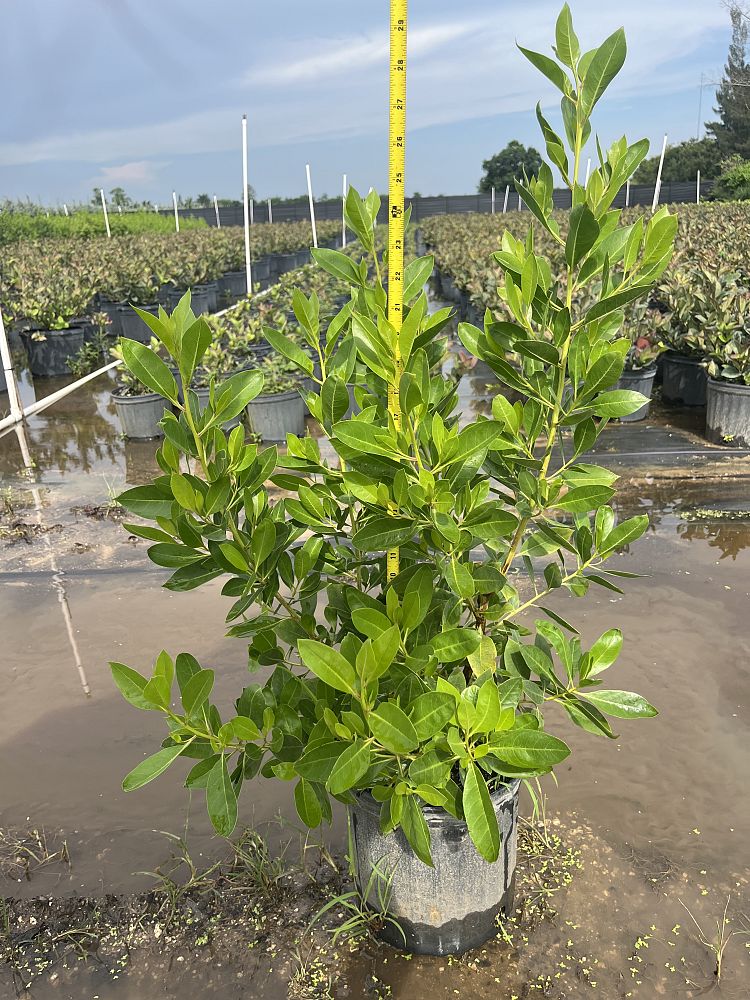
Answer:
top-left (706, 378), bottom-right (750, 447)
top-left (112, 390), bottom-right (166, 439)
top-left (273, 253), bottom-right (298, 277)
top-left (253, 258), bottom-right (271, 283)
top-left (98, 300), bottom-right (123, 338)
top-left (218, 271), bottom-right (247, 301)
top-left (662, 352), bottom-right (707, 406)
top-left (194, 282), bottom-right (219, 312)
top-left (617, 366), bottom-right (657, 422)
top-left (21, 326), bottom-right (85, 377)
top-left (350, 780), bottom-right (520, 956)
top-left (118, 304), bottom-right (159, 344)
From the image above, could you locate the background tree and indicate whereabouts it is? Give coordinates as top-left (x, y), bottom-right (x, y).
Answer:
top-left (705, 3), bottom-right (750, 159)
top-left (633, 138), bottom-right (722, 183)
top-left (195, 193), bottom-right (211, 207)
top-left (109, 186), bottom-right (132, 208)
top-left (478, 140), bottom-right (542, 192)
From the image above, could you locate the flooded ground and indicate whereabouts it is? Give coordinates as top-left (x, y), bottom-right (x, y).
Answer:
top-left (1, 333), bottom-right (750, 997)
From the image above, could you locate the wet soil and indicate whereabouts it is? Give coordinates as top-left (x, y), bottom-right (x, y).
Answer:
top-left (2, 341), bottom-right (750, 996)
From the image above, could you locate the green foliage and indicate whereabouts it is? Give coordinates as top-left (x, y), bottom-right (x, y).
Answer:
top-left (110, 6), bottom-right (664, 868)
top-left (713, 157), bottom-right (750, 201)
top-left (479, 140), bottom-right (542, 193)
top-left (705, 4), bottom-right (750, 160)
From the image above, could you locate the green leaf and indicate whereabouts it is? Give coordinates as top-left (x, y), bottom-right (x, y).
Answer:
top-left (298, 640), bottom-right (358, 697)
top-left (206, 756), bottom-right (238, 837)
top-left (296, 740), bottom-right (348, 782)
top-left (490, 730), bottom-right (570, 770)
top-left (517, 44), bottom-right (570, 93)
top-left (294, 778), bottom-right (323, 828)
top-left (122, 744), bottom-right (185, 791)
top-left (401, 795), bottom-right (433, 866)
top-left (463, 762), bottom-right (500, 862)
top-left (580, 28), bottom-right (627, 116)
top-left (214, 369), bottom-right (265, 421)
top-left (430, 628), bottom-right (481, 663)
top-left (352, 516), bottom-right (415, 551)
top-left (585, 285), bottom-right (651, 322)
top-left (515, 339), bottom-right (561, 365)
top-left (120, 338), bottom-right (178, 403)
top-left (403, 256), bottom-right (434, 302)
top-left (182, 668), bottom-right (214, 715)
top-left (581, 689), bottom-right (657, 719)
top-left (556, 484), bottom-right (615, 513)
top-left (333, 420), bottom-right (400, 459)
top-left (463, 503), bottom-right (519, 541)
top-left (555, 3), bottom-right (580, 69)
top-left (410, 692), bottom-right (456, 741)
top-left (408, 750), bottom-right (450, 787)
top-left (179, 317), bottom-right (212, 388)
top-left (311, 247), bottom-right (363, 285)
top-left (472, 681), bottom-right (502, 734)
top-left (588, 629), bottom-right (622, 675)
top-left (600, 514), bottom-right (649, 553)
top-left (262, 326), bottom-right (313, 374)
top-left (565, 204), bottom-right (599, 267)
top-left (117, 484), bottom-right (173, 520)
top-left (591, 390), bottom-right (648, 418)
top-left (368, 702), bottom-right (419, 753)
top-left (327, 740), bottom-right (371, 795)
top-left (110, 662), bottom-right (156, 711)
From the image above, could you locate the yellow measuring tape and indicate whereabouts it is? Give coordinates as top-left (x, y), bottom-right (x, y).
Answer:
top-left (386, 0), bottom-right (407, 583)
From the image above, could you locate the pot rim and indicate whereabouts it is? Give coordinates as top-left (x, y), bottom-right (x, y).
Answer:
top-left (21, 324), bottom-right (84, 338)
top-left (707, 375), bottom-right (750, 392)
top-left (111, 387), bottom-right (164, 402)
top-left (620, 363), bottom-right (657, 376)
top-left (249, 387), bottom-right (304, 402)
top-left (663, 350), bottom-right (705, 365)
top-left (354, 778), bottom-right (521, 826)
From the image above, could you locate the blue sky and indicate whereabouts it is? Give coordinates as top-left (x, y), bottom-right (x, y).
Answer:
top-left (0, 0), bottom-right (733, 205)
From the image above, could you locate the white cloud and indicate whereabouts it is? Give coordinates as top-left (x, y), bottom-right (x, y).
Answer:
top-left (95, 160), bottom-right (165, 184)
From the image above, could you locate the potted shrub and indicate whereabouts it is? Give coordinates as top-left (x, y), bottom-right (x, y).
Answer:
top-left (16, 272), bottom-right (92, 377)
top-left (615, 301), bottom-right (665, 421)
top-left (657, 268), bottom-right (708, 406)
top-left (110, 8), bottom-right (668, 958)
top-left (702, 272), bottom-right (750, 446)
top-left (110, 336), bottom-right (170, 440)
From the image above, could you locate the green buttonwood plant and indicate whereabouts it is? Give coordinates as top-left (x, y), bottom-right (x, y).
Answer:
top-left (110, 6), bottom-right (673, 866)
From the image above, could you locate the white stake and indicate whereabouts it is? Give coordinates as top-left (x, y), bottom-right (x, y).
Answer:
top-left (250, 198), bottom-right (254, 225)
top-left (342, 173), bottom-right (347, 248)
top-left (267, 198), bottom-right (273, 224)
top-left (491, 186), bottom-right (495, 214)
top-left (305, 163), bottom-right (318, 249)
top-left (99, 188), bottom-right (111, 238)
top-left (696, 169), bottom-right (701, 204)
top-left (63, 203), bottom-right (69, 216)
top-left (585, 157), bottom-right (591, 185)
top-left (517, 191), bottom-right (522, 211)
top-left (0, 303), bottom-right (23, 423)
top-left (502, 184), bottom-right (510, 213)
top-left (652, 134), bottom-right (668, 212)
top-left (172, 191), bottom-right (180, 232)
top-left (118, 205), bottom-right (122, 214)
top-left (626, 178), bottom-right (630, 207)
top-left (213, 194), bottom-right (221, 228)
top-left (153, 203), bottom-right (159, 212)
top-left (241, 114), bottom-right (253, 295)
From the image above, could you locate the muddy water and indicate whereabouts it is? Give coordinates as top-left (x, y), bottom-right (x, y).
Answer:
top-left (2, 359), bottom-right (750, 996)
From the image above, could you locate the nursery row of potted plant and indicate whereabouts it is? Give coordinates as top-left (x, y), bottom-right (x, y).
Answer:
top-left (1, 221), bottom-right (343, 380)
top-left (421, 203), bottom-right (750, 444)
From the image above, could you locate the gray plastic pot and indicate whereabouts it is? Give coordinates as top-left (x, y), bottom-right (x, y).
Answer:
top-left (350, 780), bottom-right (520, 956)
top-left (661, 352), bottom-right (707, 406)
top-left (118, 304), bottom-right (159, 344)
top-left (246, 389), bottom-right (306, 441)
top-left (194, 282), bottom-right (219, 312)
top-left (21, 326), bottom-right (85, 377)
top-left (253, 257), bottom-right (271, 282)
top-left (165, 287), bottom-right (210, 315)
top-left (273, 253), bottom-right (298, 277)
top-left (617, 366), bottom-right (656, 421)
top-left (218, 271), bottom-right (247, 300)
top-left (112, 391), bottom-right (166, 439)
top-left (706, 378), bottom-right (750, 447)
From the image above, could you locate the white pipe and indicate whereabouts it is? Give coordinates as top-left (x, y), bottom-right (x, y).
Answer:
top-left (491, 186), bottom-right (495, 214)
top-left (696, 170), bottom-right (701, 205)
top-left (99, 188), bottom-right (111, 238)
top-left (267, 198), bottom-right (273, 224)
top-left (502, 184), bottom-right (509, 213)
top-left (305, 163), bottom-right (318, 248)
top-left (249, 198), bottom-right (254, 225)
top-left (517, 191), bottom-right (522, 211)
top-left (0, 361), bottom-right (121, 434)
top-left (172, 191), bottom-right (180, 232)
top-left (63, 203), bottom-right (69, 216)
top-left (626, 178), bottom-right (630, 207)
top-left (652, 134), bottom-right (668, 211)
top-left (342, 173), bottom-right (347, 248)
top-left (241, 114), bottom-right (253, 295)
top-left (0, 304), bottom-right (23, 422)
top-left (213, 194), bottom-right (221, 228)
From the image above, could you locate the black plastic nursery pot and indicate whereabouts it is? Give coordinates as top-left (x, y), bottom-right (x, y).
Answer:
top-left (118, 304), bottom-right (159, 344)
top-left (617, 366), bottom-right (657, 422)
top-left (218, 271), bottom-right (247, 300)
top-left (194, 282), bottom-right (219, 312)
top-left (273, 253), bottom-right (298, 277)
top-left (706, 378), bottom-right (750, 448)
top-left (98, 300), bottom-right (123, 338)
top-left (253, 257), bottom-right (271, 283)
top-left (661, 352), bottom-right (707, 406)
top-left (350, 780), bottom-right (520, 956)
top-left (21, 326), bottom-right (85, 377)
top-left (112, 390), bottom-right (166, 440)
top-left (245, 389), bottom-right (306, 441)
